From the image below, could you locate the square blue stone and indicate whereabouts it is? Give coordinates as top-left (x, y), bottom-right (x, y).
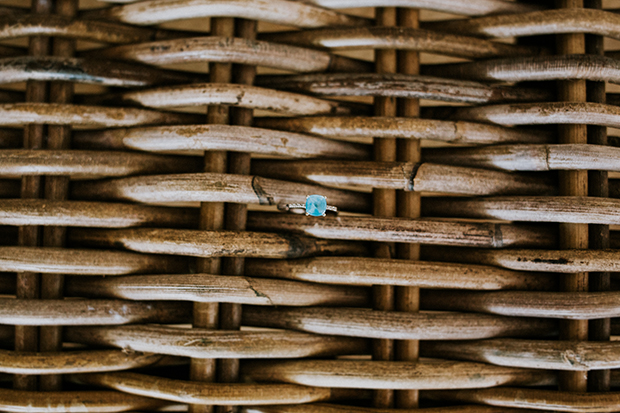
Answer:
top-left (306, 195), bottom-right (327, 216)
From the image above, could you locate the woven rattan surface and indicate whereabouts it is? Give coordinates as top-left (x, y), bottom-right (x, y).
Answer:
top-left (0, 0), bottom-right (619, 412)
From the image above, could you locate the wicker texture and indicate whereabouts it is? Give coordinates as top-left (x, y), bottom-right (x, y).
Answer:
top-left (0, 0), bottom-right (618, 412)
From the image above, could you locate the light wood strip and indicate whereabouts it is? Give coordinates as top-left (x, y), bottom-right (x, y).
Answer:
top-left (0, 298), bottom-right (190, 325)
top-left (72, 173), bottom-right (370, 213)
top-left (241, 359), bottom-right (554, 390)
top-left (450, 102), bottom-right (620, 128)
top-left (255, 73), bottom-right (550, 104)
top-left (421, 289), bottom-right (620, 320)
top-left (73, 372), bottom-right (331, 405)
top-left (244, 256), bottom-right (554, 290)
top-left (423, 55), bottom-right (620, 84)
top-left (120, 83), bottom-right (356, 115)
top-left (253, 116), bottom-right (551, 145)
top-left (94, 0), bottom-right (537, 15)
top-left (424, 388), bottom-right (620, 412)
top-left (84, 0), bottom-right (367, 27)
top-left (286, 0), bottom-right (537, 15)
top-left (65, 325), bottom-right (368, 359)
top-left (0, 199), bottom-right (196, 227)
top-left (0, 103), bottom-right (199, 127)
top-left (250, 160), bottom-right (554, 195)
top-left (246, 212), bottom-right (555, 248)
top-left (421, 339), bottom-right (620, 371)
top-left (0, 348), bottom-right (163, 374)
top-left (66, 273), bottom-right (369, 306)
top-left (0, 56), bottom-right (195, 87)
top-left (90, 37), bottom-right (370, 73)
top-left (0, 150), bottom-right (200, 177)
top-left (423, 9), bottom-right (620, 39)
top-left (422, 196), bottom-right (620, 225)
top-left (0, 13), bottom-right (170, 43)
top-left (241, 404), bottom-right (539, 413)
top-left (0, 246), bottom-right (185, 275)
top-left (74, 125), bottom-right (370, 159)
top-left (261, 28), bottom-right (535, 59)
top-left (422, 144), bottom-right (620, 171)
top-left (241, 307), bottom-right (556, 340)
top-left (0, 388), bottom-right (168, 412)
top-left (421, 247), bottom-right (620, 273)
top-left (68, 227), bottom-right (366, 259)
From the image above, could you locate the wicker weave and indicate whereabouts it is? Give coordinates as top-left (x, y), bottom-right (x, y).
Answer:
top-left (0, 0), bottom-right (619, 411)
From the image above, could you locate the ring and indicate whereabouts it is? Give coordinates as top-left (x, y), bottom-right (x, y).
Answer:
top-left (278, 195), bottom-right (338, 217)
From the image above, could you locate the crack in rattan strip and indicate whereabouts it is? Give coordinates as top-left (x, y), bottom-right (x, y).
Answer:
top-left (86, 36), bottom-right (371, 73)
top-left (254, 73), bottom-right (551, 104)
top-left (250, 160), bottom-right (554, 195)
top-left (253, 116), bottom-right (552, 145)
top-left (421, 143), bottom-right (620, 172)
top-left (0, 56), bottom-right (198, 87)
top-left (260, 27), bottom-right (538, 59)
top-left (74, 125), bottom-right (370, 159)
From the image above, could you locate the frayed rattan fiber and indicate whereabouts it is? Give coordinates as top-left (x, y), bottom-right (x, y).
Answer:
top-left (0, 0), bottom-right (619, 412)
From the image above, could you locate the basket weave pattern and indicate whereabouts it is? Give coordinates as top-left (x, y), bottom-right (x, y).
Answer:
top-left (0, 0), bottom-right (619, 412)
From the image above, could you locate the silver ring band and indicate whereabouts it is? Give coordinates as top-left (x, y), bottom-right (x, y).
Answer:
top-left (278, 195), bottom-right (338, 217)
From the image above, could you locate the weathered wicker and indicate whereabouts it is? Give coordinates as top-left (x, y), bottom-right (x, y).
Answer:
top-left (0, 0), bottom-right (618, 412)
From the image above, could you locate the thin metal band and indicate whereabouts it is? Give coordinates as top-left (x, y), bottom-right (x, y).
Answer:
top-left (279, 203), bottom-right (338, 214)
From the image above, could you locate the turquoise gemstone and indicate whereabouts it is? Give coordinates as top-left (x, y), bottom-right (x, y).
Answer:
top-left (306, 195), bottom-right (327, 216)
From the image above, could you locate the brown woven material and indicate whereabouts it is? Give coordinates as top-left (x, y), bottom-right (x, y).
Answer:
top-left (0, 0), bottom-right (618, 412)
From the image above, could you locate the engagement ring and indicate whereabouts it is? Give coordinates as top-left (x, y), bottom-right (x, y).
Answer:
top-left (279, 195), bottom-right (338, 217)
